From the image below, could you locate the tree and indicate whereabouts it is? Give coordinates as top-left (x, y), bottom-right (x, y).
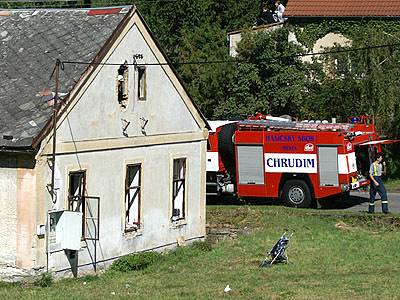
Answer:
top-left (215, 27), bottom-right (316, 118)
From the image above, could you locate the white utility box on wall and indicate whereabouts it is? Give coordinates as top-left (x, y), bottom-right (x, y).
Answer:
top-left (48, 210), bottom-right (82, 252)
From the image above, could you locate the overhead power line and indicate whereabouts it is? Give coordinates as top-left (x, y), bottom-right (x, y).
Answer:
top-left (0, 0), bottom-right (177, 2)
top-left (61, 42), bottom-right (400, 67)
top-left (0, 0), bottom-right (178, 9)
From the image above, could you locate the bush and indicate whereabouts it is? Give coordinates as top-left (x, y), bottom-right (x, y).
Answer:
top-left (191, 240), bottom-right (213, 252)
top-left (34, 272), bottom-right (53, 288)
top-left (110, 251), bottom-right (162, 272)
top-left (80, 274), bottom-right (98, 282)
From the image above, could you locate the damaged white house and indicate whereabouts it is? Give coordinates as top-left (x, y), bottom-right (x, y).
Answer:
top-left (0, 6), bottom-right (209, 277)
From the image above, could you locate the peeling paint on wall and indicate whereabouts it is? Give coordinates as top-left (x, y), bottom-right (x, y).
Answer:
top-left (0, 166), bottom-right (17, 266)
top-left (16, 168), bottom-right (36, 269)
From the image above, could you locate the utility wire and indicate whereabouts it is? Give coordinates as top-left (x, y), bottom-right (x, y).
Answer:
top-left (0, 0), bottom-right (178, 9)
top-left (0, 0), bottom-right (177, 2)
top-left (0, 0), bottom-right (177, 7)
top-left (61, 42), bottom-right (400, 67)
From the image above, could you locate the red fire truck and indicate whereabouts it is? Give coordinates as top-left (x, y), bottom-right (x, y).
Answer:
top-left (206, 114), bottom-right (385, 207)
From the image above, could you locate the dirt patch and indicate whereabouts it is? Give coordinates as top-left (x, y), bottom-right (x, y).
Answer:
top-left (206, 223), bottom-right (251, 243)
top-left (334, 221), bottom-right (353, 231)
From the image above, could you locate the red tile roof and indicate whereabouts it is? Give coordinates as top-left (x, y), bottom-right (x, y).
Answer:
top-left (285, 0), bottom-right (400, 17)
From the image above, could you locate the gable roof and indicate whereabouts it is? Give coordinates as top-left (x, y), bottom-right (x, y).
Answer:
top-left (1, 6), bottom-right (209, 150)
top-left (33, 7), bottom-right (210, 149)
top-left (285, 0), bottom-right (400, 18)
top-left (0, 7), bottom-right (129, 148)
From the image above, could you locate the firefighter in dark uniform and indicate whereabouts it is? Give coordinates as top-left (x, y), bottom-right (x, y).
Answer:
top-left (368, 152), bottom-right (389, 213)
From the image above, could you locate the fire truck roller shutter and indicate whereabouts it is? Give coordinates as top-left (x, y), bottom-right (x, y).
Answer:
top-left (318, 146), bottom-right (339, 187)
top-left (218, 123), bottom-right (237, 174)
top-left (237, 145), bottom-right (264, 185)
top-left (282, 179), bottom-right (312, 208)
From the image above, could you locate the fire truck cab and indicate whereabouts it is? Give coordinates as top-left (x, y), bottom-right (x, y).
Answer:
top-left (207, 115), bottom-right (380, 207)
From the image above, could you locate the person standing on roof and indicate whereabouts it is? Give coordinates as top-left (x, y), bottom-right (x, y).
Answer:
top-left (368, 152), bottom-right (389, 214)
top-left (273, 0), bottom-right (286, 22)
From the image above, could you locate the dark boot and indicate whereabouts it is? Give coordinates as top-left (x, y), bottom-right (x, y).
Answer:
top-left (382, 200), bottom-right (389, 214)
top-left (368, 202), bottom-right (375, 213)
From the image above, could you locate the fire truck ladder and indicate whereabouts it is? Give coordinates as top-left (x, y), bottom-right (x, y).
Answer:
top-left (238, 119), bottom-right (354, 132)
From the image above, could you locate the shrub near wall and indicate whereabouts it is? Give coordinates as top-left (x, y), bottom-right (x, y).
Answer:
top-left (110, 252), bottom-right (163, 273)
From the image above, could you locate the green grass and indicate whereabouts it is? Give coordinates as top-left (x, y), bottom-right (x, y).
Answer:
top-left (384, 178), bottom-right (400, 192)
top-left (1, 206), bottom-right (400, 299)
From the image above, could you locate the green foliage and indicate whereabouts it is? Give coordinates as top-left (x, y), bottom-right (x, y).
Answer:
top-left (109, 251), bottom-right (162, 272)
top-left (33, 272), bottom-right (54, 288)
top-left (0, 281), bottom-right (20, 288)
top-left (173, 23), bottom-right (233, 118)
top-left (190, 240), bottom-right (213, 252)
top-left (222, 27), bottom-right (313, 118)
top-left (137, 0), bottom-right (257, 61)
top-left (79, 274), bottom-right (98, 282)
top-left (294, 20), bottom-right (400, 49)
top-left (384, 144), bottom-right (400, 178)
top-left (384, 177), bottom-right (400, 192)
top-left (301, 25), bottom-right (400, 131)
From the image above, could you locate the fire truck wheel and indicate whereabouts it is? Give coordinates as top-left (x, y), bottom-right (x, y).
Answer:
top-left (282, 180), bottom-right (312, 208)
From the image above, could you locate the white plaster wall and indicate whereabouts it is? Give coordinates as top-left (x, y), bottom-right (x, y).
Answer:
top-left (302, 32), bottom-right (352, 63)
top-left (16, 169), bottom-right (36, 269)
top-left (0, 166), bottom-right (17, 265)
top-left (33, 12), bottom-right (207, 274)
top-left (47, 140), bottom-right (206, 272)
top-left (56, 23), bottom-right (200, 144)
top-left (229, 32), bottom-right (242, 57)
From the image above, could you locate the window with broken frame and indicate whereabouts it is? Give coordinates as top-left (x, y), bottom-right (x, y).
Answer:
top-left (171, 158), bottom-right (186, 222)
top-left (125, 164), bottom-right (141, 231)
top-left (68, 171), bottom-right (86, 237)
top-left (117, 61), bottom-right (129, 110)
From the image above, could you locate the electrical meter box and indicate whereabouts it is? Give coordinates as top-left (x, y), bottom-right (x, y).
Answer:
top-left (48, 210), bottom-right (82, 252)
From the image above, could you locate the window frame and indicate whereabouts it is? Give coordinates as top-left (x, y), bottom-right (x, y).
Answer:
top-left (67, 170), bottom-right (86, 237)
top-left (125, 163), bottom-right (142, 232)
top-left (137, 66), bottom-right (147, 101)
top-left (171, 158), bottom-right (187, 222)
top-left (117, 61), bottom-right (129, 110)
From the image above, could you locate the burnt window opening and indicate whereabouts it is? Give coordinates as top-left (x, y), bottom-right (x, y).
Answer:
top-left (125, 164), bottom-right (141, 231)
top-left (117, 61), bottom-right (129, 110)
top-left (137, 66), bottom-right (146, 101)
top-left (172, 158), bottom-right (186, 222)
top-left (68, 171), bottom-right (86, 237)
